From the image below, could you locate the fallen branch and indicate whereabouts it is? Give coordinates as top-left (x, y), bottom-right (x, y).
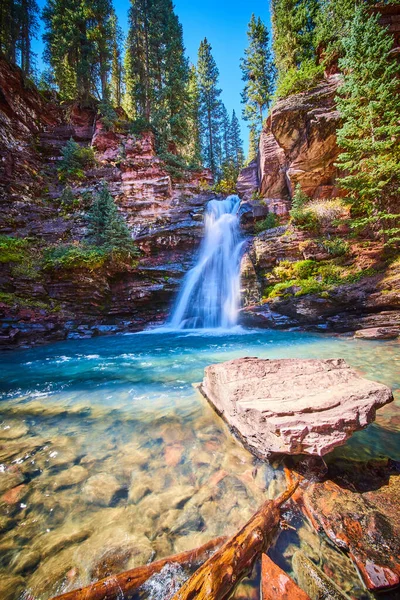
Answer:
top-left (171, 481), bottom-right (299, 600)
top-left (51, 536), bottom-right (227, 600)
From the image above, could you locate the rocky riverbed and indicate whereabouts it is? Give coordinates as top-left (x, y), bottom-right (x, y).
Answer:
top-left (0, 330), bottom-right (399, 599)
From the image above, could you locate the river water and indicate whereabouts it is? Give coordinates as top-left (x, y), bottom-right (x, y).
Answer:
top-left (0, 329), bottom-right (399, 599)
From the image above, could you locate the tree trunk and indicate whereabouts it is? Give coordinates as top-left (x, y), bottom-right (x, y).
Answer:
top-left (50, 536), bottom-right (227, 600)
top-left (171, 482), bottom-right (299, 600)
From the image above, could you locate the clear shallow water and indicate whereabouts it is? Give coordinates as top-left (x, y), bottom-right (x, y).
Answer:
top-left (0, 329), bottom-right (399, 599)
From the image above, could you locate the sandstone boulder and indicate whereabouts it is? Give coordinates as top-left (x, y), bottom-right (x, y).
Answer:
top-left (201, 358), bottom-right (393, 457)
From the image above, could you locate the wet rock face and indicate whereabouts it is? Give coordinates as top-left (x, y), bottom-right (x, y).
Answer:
top-left (201, 357), bottom-right (393, 457)
top-left (292, 459), bottom-right (400, 592)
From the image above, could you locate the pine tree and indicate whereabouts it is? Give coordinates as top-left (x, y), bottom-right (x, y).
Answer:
top-left (186, 65), bottom-right (202, 166)
top-left (241, 15), bottom-right (275, 131)
top-left (220, 103), bottom-right (232, 163)
top-left (197, 38), bottom-right (222, 176)
top-left (0, 0), bottom-right (38, 75)
top-left (336, 7), bottom-right (400, 246)
top-left (42, 0), bottom-right (114, 101)
top-left (247, 126), bottom-right (259, 164)
top-left (124, 0), bottom-right (189, 151)
top-left (88, 183), bottom-right (135, 252)
top-left (272, 0), bottom-right (319, 74)
top-left (109, 10), bottom-right (124, 107)
top-left (229, 110), bottom-right (244, 170)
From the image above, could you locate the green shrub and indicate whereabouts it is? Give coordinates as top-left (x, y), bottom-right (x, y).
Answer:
top-left (290, 187), bottom-right (347, 232)
top-left (275, 60), bottom-right (325, 99)
top-left (58, 139), bottom-right (95, 181)
top-left (0, 236), bottom-right (29, 263)
top-left (43, 244), bottom-right (107, 271)
top-left (98, 100), bottom-right (118, 131)
top-left (321, 238), bottom-right (349, 257)
top-left (255, 213), bottom-right (279, 233)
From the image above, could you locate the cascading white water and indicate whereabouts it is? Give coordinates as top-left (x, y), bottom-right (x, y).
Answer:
top-left (169, 195), bottom-right (244, 329)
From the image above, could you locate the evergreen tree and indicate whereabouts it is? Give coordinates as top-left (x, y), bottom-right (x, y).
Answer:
top-left (0, 0), bottom-right (38, 75)
top-left (220, 103), bottom-right (232, 163)
top-left (124, 0), bottom-right (189, 151)
top-left (42, 0), bottom-right (114, 101)
top-left (186, 65), bottom-right (202, 166)
top-left (109, 10), bottom-right (124, 107)
top-left (88, 183), bottom-right (135, 252)
top-left (336, 7), bottom-right (400, 246)
top-left (197, 38), bottom-right (222, 176)
top-left (272, 0), bottom-right (319, 74)
top-left (229, 110), bottom-right (244, 170)
top-left (247, 126), bottom-right (259, 164)
top-left (241, 15), bottom-right (275, 131)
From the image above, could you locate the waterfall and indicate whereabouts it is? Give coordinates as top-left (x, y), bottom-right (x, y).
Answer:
top-left (169, 195), bottom-right (244, 329)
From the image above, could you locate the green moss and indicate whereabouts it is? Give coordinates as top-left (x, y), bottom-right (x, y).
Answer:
top-left (0, 236), bottom-right (29, 263)
top-left (265, 258), bottom-right (378, 300)
top-left (43, 244), bottom-right (108, 271)
top-left (0, 292), bottom-right (59, 311)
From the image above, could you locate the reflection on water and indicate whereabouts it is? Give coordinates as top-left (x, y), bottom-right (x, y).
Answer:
top-left (0, 330), bottom-right (399, 599)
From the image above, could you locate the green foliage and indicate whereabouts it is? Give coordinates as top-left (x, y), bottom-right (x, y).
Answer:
top-left (87, 183), bottom-right (138, 255)
top-left (197, 38), bottom-right (222, 176)
top-left (272, 0), bottom-right (320, 94)
top-left (0, 235), bottom-right (29, 263)
top-left (185, 65), bottom-right (203, 167)
top-left (230, 110), bottom-right (245, 170)
top-left (98, 100), bottom-right (118, 131)
top-left (290, 187), bottom-right (347, 231)
top-left (109, 9), bottom-right (124, 107)
top-left (43, 244), bottom-right (108, 271)
top-left (214, 160), bottom-right (239, 195)
top-left (0, 0), bottom-right (38, 75)
top-left (336, 7), bottom-right (400, 248)
top-left (42, 0), bottom-right (116, 100)
top-left (241, 14), bottom-right (275, 157)
top-left (321, 238), bottom-right (349, 256)
top-left (160, 152), bottom-right (191, 181)
top-left (275, 60), bottom-right (324, 99)
top-left (255, 213), bottom-right (280, 233)
top-left (58, 140), bottom-right (95, 181)
top-left (124, 0), bottom-right (190, 153)
top-left (265, 257), bottom-right (377, 299)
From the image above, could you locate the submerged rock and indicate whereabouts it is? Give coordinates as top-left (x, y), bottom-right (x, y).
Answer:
top-left (292, 459), bottom-right (400, 592)
top-left (292, 551), bottom-right (351, 600)
top-left (82, 472), bottom-right (122, 506)
top-left (201, 357), bottom-right (393, 457)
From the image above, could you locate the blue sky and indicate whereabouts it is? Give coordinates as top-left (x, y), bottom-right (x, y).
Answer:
top-left (33, 0), bottom-right (272, 154)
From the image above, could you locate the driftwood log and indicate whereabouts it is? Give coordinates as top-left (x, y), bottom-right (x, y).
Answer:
top-left (171, 481), bottom-right (299, 600)
top-left (51, 536), bottom-right (227, 600)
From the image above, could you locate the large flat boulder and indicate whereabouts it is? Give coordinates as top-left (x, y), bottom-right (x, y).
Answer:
top-left (201, 358), bottom-right (393, 457)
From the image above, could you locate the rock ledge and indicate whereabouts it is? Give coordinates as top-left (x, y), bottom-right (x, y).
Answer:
top-left (201, 357), bottom-right (393, 457)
